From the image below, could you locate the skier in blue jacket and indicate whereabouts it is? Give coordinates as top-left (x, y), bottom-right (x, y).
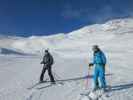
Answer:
top-left (89, 45), bottom-right (107, 92)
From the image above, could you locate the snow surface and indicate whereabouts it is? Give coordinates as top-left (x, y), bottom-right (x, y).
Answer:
top-left (0, 18), bottom-right (133, 100)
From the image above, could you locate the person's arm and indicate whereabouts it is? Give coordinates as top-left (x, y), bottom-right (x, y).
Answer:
top-left (101, 52), bottom-right (107, 65)
top-left (49, 54), bottom-right (54, 65)
top-left (40, 56), bottom-right (45, 64)
top-left (89, 55), bottom-right (95, 68)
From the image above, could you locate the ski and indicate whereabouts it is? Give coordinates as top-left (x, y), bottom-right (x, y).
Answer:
top-left (36, 82), bottom-right (64, 90)
top-left (80, 86), bottom-right (111, 100)
top-left (27, 80), bottom-right (64, 90)
top-left (98, 86), bottom-right (111, 99)
top-left (80, 91), bottom-right (97, 100)
top-left (27, 81), bottom-right (47, 90)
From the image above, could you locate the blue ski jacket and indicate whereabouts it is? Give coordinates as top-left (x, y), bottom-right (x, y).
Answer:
top-left (93, 50), bottom-right (106, 66)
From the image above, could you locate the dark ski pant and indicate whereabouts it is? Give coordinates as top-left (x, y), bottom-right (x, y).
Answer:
top-left (40, 65), bottom-right (55, 82)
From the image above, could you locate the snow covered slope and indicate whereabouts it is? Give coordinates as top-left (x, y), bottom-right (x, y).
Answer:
top-left (0, 18), bottom-right (133, 100)
top-left (5, 18), bottom-right (132, 56)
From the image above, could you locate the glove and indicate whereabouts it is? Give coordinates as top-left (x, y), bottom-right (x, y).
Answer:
top-left (89, 63), bottom-right (94, 67)
top-left (40, 61), bottom-right (44, 64)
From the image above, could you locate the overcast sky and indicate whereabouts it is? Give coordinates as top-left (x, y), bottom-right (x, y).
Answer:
top-left (0, 0), bottom-right (133, 36)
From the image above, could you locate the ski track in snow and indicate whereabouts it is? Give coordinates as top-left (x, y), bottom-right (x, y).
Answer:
top-left (1, 54), bottom-right (133, 100)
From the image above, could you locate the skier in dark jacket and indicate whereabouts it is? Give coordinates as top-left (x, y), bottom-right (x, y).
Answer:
top-left (89, 45), bottom-right (107, 92)
top-left (40, 49), bottom-right (55, 84)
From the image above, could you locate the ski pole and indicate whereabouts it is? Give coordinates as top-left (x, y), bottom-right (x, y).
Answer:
top-left (85, 66), bottom-right (91, 89)
top-left (53, 72), bottom-right (62, 81)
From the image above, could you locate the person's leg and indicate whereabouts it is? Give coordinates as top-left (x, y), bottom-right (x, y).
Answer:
top-left (40, 66), bottom-right (47, 82)
top-left (99, 67), bottom-right (106, 89)
top-left (96, 77), bottom-right (99, 88)
top-left (48, 66), bottom-right (55, 83)
top-left (103, 65), bottom-right (105, 73)
top-left (93, 66), bottom-right (99, 91)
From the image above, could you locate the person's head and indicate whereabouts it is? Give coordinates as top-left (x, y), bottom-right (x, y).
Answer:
top-left (92, 45), bottom-right (100, 52)
top-left (44, 49), bottom-right (49, 55)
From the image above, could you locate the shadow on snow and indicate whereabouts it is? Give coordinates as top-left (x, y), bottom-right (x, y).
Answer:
top-left (46, 73), bottom-right (112, 83)
top-left (110, 82), bottom-right (133, 92)
top-left (36, 74), bottom-right (112, 90)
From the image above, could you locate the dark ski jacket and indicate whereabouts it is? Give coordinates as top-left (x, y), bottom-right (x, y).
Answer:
top-left (41, 53), bottom-right (54, 66)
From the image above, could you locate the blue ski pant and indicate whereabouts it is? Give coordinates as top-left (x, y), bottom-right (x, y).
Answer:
top-left (93, 65), bottom-right (106, 89)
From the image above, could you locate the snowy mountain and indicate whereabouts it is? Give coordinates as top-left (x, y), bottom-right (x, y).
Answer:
top-left (0, 18), bottom-right (133, 100)
top-left (0, 18), bottom-right (132, 57)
